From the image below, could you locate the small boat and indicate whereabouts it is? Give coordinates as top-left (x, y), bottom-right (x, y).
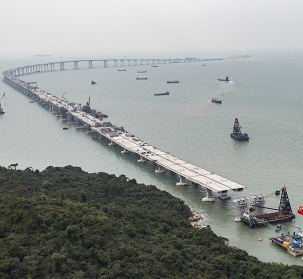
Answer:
top-left (63, 127), bottom-right (68, 130)
top-left (167, 80), bottom-right (179, 83)
top-left (297, 206), bottom-right (303, 216)
top-left (136, 77), bottom-right (147, 80)
top-left (275, 188), bottom-right (281, 195)
top-left (96, 112), bottom-right (108, 118)
top-left (211, 98), bottom-right (222, 104)
top-left (151, 65), bottom-right (158, 67)
top-left (91, 81), bottom-right (96, 85)
top-left (234, 216), bottom-right (242, 222)
top-left (217, 76), bottom-right (229, 82)
top-left (138, 71), bottom-right (147, 73)
top-left (118, 69), bottom-right (126, 71)
top-left (154, 91), bottom-right (169, 96)
top-left (230, 118), bottom-right (249, 141)
top-left (202, 64), bottom-right (206, 66)
top-left (29, 100), bottom-right (35, 103)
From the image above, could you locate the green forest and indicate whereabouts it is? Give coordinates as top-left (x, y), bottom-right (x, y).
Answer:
top-left (0, 165), bottom-right (302, 279)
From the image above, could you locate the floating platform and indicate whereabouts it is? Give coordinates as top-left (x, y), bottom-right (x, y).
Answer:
top-left (270, 235), bottom-right (303, 257)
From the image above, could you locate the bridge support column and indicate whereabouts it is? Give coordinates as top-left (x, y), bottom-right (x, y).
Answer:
top-left (109, 140), bottom-right (117, 146)
top-left (88, 61), bottom-right (93, 68)
top-left (202, 189), bottom-right (215, 202)
top-left (218, 190), bottom-right (231, 200)
top-left (176, 175), bottom-right (187, 186)
top-left (74, 61), bottom-right (79, 69)
top-left (60, 62), bottom-right (65, 70)
top-left (155, 164), bottom-right (165, 173)
top-left (137, 156), bottom-right (146, 163)
top-left (121, 148), bottom-right (130, 154)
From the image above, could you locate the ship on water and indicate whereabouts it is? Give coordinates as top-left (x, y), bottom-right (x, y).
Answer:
top-left (34, 53), bottom-right (51, 57)
top-left (241, 186), bottom-right (295, 228)
top-left (230, 118), bottom-right (249, 141)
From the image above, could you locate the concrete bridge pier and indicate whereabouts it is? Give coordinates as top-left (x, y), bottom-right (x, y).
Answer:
top-left (176, 175), bottom-right (188, 186)
top-left (103, 60), bottom-right (108, 67)
top-left (202, 188), bottom-right (215, 202)
top-left (59, 62), bottom-right (65, 70)
top-left (109, 140), bottom-right (117, 146)
top-left (73, 61), bottom-right (79, 69)
top-left (120, 60), bottom-right (124, 66)
top-left (121, 148), bottom-right (130, 154)
top-left (113, 60), bottom-right (117, 67)
top-left (155, 164), bottom-right (166, 173)
top-left (218, 190), bottom-right (230, 200)
top-left (76, 118), bottom-right (84, 128)
top-left (67, 113), bottom-right (75, 124)
top-left (137, 156), bottom-right (146, 163)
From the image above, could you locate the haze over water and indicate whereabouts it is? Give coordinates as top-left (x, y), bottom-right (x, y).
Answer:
top-left (1, 52), bottom-right (303, 265)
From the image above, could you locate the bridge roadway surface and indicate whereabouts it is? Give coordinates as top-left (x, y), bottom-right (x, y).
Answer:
top-left (32, 88), bottom-right (245, 201)
top-left (3, 64), bottom-right (245, 201)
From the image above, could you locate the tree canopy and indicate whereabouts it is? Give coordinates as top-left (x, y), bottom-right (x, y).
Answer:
top-left (0, 165), bottom-right (302, 278)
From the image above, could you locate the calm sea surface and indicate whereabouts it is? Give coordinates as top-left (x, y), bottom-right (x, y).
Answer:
top-left (1, 52), bottom-right (303, 265)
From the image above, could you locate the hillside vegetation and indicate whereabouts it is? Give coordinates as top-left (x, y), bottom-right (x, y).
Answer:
top-left (0, 165), bottom-right (302, 279)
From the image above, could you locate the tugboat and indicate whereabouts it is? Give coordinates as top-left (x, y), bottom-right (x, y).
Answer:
top-left (217, 76), bottom-right (229, 82)
top-left (211, 98), bottom-right (222, 104)
top-left (91, 81), bottom-right (96, 85)
top-left (0, 92), bottom-right (5, 114)
top-left (230, 118), bottom-right (249, 141)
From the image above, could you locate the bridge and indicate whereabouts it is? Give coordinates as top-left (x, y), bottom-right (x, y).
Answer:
top-left (2, 59), bottom-right (244, 201)
top-left (8, 57), bottom-right (225, 76)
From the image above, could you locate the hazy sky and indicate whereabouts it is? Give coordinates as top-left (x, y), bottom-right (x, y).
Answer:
top-left (2, 0), bottom-right (303, 57)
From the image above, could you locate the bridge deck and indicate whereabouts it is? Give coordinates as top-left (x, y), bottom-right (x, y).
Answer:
top-left (3, 72), bottom-right (245, 195)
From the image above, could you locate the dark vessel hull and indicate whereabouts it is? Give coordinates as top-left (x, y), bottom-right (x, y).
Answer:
top-left (230, 133), bottom-right (249, 141)
top-left (154, 92), bottom-right (169, 96)
top-left (211, 98), bottom-right (222, 104)
top-left (242, 212), bottom-right (295, 228)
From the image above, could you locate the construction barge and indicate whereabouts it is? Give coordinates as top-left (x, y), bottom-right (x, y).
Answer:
top-left (270, 234), bottom-right (303, 257)
top-left (241, 186), bottom-right (295, 228)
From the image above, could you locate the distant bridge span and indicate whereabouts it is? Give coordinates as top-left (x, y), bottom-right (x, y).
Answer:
top-left (8, 57), bottom-right (224, 76)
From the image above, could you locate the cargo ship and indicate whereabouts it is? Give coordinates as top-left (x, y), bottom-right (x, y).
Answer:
top-left (154, 91), bottom-right (169, 96)
top-left (230, 118), bottom-right (249, 141)
top-left (34, 53), bottom-right (51, 57)
top-left (167, 80), bottom-right (179, 83)
top-left (217, 76), bottom-right (229, 82)
top-left (241, 186), bottom-right (295, 228)
top-left (136, 77), bottom-right (147, 80)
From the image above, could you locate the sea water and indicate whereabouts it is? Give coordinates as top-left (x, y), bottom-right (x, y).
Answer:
top-left (1, 52), bottom-right (303, 265)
